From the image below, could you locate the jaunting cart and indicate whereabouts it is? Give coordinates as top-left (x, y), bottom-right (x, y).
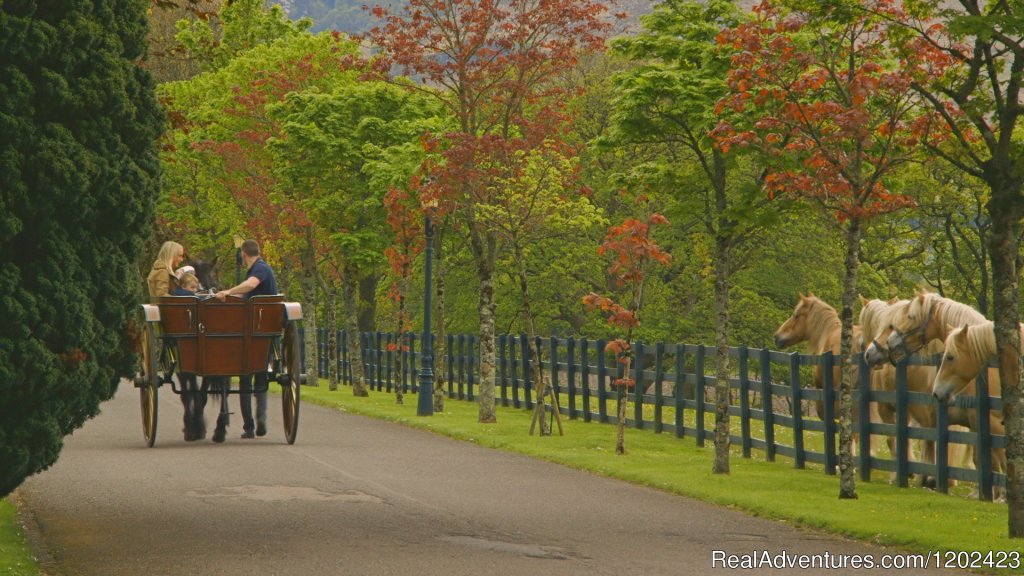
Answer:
top-left (134, 295), bottom-right (304, 446)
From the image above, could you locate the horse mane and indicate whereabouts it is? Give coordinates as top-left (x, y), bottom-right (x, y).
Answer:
top-left (802, 296), bottom-right (842, 353)
top-left (946, 319), bottom-right (995, 364)
top-left (913, 291), bottom-right (983, 332)
top-left (924, 292), bottom-right (986, 329)
top-left (860, 298), bottom-right (906, 342)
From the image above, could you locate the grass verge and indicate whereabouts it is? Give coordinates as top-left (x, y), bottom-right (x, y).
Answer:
top-left (298, 382), bottom-right (1021, 571)
top-left (0, 497), bottom-right (38, 576)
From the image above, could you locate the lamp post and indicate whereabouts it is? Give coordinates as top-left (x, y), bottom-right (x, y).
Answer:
top-left (233, 234), bottom-right (244, 286)
top-left (417, 206), bottom-right (436, 417)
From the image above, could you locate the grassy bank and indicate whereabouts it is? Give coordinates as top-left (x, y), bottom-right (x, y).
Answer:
top-left (0, 498), bottom-right (38, 576)
top-left (299, 382), bottom-right (1021, 569)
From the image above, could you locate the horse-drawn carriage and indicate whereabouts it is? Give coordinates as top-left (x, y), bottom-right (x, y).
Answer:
top-left (134, 294), bottom-right (305, 446)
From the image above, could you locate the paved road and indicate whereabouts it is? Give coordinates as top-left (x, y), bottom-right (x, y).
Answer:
top-left (15, 382), bottom-right (967, 576)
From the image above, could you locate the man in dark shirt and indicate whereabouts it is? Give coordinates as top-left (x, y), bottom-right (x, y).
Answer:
top-left (213, 239), bottom-right (279, 440)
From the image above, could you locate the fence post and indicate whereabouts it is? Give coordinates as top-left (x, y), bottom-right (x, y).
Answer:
top-left (857, 353), bottom-right (871, 481)
top-left (789, 352), bottom-right (805, 469)
top-left (407, 334), bottom-right (415, 391)
top-left (739, 346), bottom-right (751, 458)
top-left (467, 334), bottom-right (476, 401)
top-left (675, 345), bottom-right (686, 439)
top-left (936, 399), bottom-right (950, 494)
top-left (654, 342), bottom-right (665, 434)
top-left (822, 351), bottom-right (836, 475)
top-left (567, 337), bottom-right (577, 419)
top-left (385, 333), bottom-right (393, 392)
top-left (402, 333), bottom-right (411, 393)
top-left (376, 332), bottom-right (385, 391)
top-left (976, 370), bottom-right (993, 501)
top-left (342, 330), bottom-right (350, 383)
top-left (896, 358), bottom-right (910, 488)
top-left (457, 334), bottom-right (466, 399)
top-left (696, 344), bottom-right (706, 447)
top-left (597, 339), bottom-right (608, 423)
top-left (760, 348), bottom-right (775, 462)
top-left (521, 334), bottom-right (533, 409)
top-left (549, 336), bottom-right (559, 416)
top-left (498, 334), bottom-right (508, 407)
top-left (509, 334), bottom-right (520, 409)
top-left (445, 333), bottom-right (454, 398)
top-left (633, 341), bottom-right (644, 430)
top-left (581, 338), bottom-right (591, 422)
top-left (318, 328), bottom-right (326, 378)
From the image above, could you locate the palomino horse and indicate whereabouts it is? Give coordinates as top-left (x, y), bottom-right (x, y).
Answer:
top-left (858, 297), bottom-right (969, 486)
top-left (860, 297), bottom-right (933, 469)
top-left (774, 294), bottom-right (875, 455)
top-left (933, 321), bottom-right (1009, 500)
top-left (885, 290), bottom-right (986, 364)
top-left (883, 291), bottom-right (1005, 498)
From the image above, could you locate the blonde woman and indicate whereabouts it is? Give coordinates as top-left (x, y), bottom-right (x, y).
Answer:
top-left (146, 241), bottom-right (185, 303)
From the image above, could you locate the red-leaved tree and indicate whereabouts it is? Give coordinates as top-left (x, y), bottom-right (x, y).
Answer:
top-left (384, 181), bottom-right (427, 405)
top-left (368, 0), bottom-right (617, 423)
top-left (584, 208), bottom-right (670, 455)
top-left (712, 0), bottom-right (947, 498)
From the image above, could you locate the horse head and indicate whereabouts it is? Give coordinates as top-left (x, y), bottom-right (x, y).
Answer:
top-left (187, 256), bottom-right (219, 292)
top-left (861, 298), bottom-right (907, 369)
top-left (885, 292), bottom-right (932, 363)
top-left (933, 323), bottom-right (980, 404)
top-left (774, 293), bottom-right (836, 349)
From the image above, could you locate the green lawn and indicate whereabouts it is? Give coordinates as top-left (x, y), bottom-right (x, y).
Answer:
top-left (0, 498), bottom-right (37, 576)
top-left (299, 381), bottom-right (1022, 572)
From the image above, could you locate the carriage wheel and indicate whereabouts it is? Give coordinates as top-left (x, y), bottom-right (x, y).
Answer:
top-left (140, 321), bottom-right (160, 447)
top-left (281, 321), bottom-right (301, 445)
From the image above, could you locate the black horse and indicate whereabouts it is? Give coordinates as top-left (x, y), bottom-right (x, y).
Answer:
top-left (178, 256), bottom-right (219, 441)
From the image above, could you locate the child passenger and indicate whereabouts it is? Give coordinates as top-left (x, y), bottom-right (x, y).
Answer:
top-left (172, 272), bottom-right (200, 296)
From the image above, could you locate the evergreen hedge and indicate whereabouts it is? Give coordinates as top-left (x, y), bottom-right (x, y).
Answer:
top-left (0, 0), bottom-right (163, 496)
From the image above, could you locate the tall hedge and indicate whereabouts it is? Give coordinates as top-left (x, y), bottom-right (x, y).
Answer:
top-left (0, 0), bottom-right (163, 496)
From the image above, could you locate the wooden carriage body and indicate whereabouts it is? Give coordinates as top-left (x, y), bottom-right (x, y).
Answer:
top-left (136, 294), bottom-right (304, 446)
top-left (153, 294), bottom-right (292, 377)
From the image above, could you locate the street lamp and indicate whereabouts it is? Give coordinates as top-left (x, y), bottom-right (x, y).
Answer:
top-left (233, 234), bottom-right (245, 286)
top-left (418, 201), bottom-right (437, 417)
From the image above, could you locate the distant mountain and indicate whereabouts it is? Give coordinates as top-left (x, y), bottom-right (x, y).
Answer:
top-left (282, 0), bottom-right (653, 36)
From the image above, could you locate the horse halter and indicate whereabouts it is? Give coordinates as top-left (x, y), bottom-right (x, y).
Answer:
top-left (889, 298), bottom-right (935, 362)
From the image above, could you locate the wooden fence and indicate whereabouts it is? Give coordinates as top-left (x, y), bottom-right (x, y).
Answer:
top-left (307, 329), bottom-right (1005, 501)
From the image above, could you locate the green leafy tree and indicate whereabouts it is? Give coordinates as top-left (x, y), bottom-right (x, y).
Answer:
top-left (0, 0), bottom-right (163, 495)
top-left (477, 141), bottom-right (606, 434)
top-left (269, 80), bottom-right (443, 395)
top-left (714, 0), bottom-right (943, 498)
top-left (886, 0), bottom-right (1024, 529)
top-left (161, 30), bottom-right (361, 388)
top-left (369, 0), bottom-right (615, 423)
top-left (608, 0), bottom-right (781, 474)
top-left (175, 0), bottom-right (313, 72)
top-left (584, 207), bottom-right (671, 454)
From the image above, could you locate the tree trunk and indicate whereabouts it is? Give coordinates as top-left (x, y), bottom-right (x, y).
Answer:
top-left (990, 196), bottom-right (1024, 535)
top-left (513, 239), bottom-right (550, 436)
top-left (299, 241), bottom-right (319, 387)
top-left (616, 354), bottom-right (630, 455)
top-left (394, 264), bottom-right (408, 405)
top-left (358, 274), bottom-right (379, 332)
top-left (712, 235), bottom-right (731, 474)
top-left (326, 292), bottom-right (338, 391)
top-left (433, 224), bottom-right (447, 412)
top-left (838, 219), bottom-right (861, 499)
top-left (343, 265), bottom-right (369, 397)
top-left (469, 225), bottom-right (498, 423)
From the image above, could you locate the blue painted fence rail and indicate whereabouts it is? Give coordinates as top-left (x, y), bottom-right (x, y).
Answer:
top-left (304, 330), bottom-right (1005, 501)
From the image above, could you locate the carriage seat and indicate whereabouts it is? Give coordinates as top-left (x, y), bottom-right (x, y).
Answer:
top-left (157, 295), bottom-right (286, 376)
